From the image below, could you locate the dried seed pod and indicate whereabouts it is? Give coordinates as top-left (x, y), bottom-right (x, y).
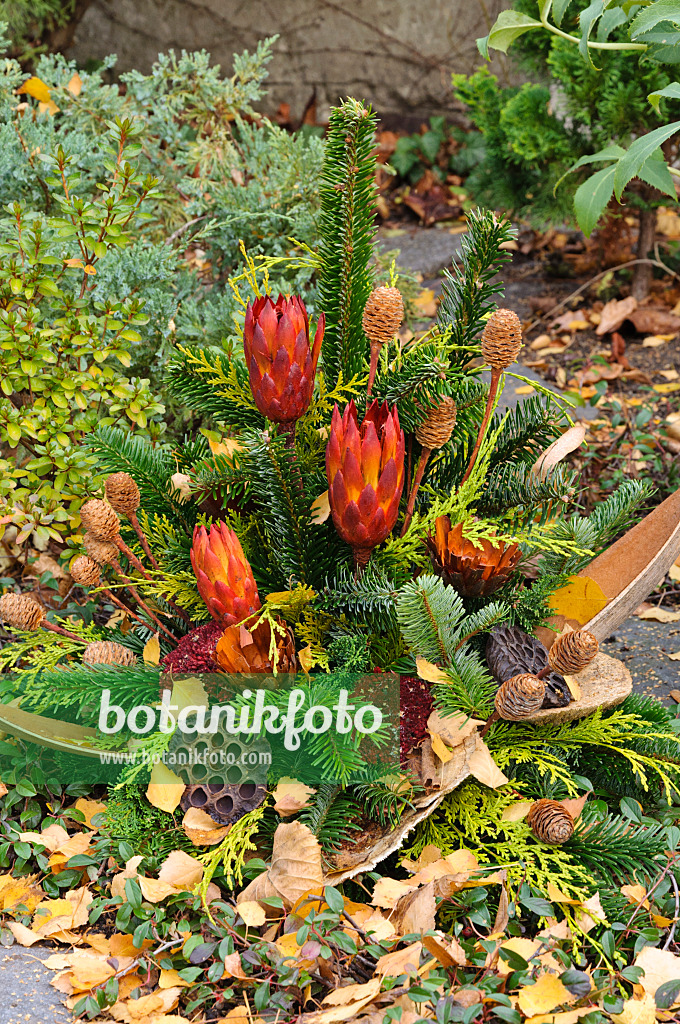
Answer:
top-left (83, 533), bottom-right (119, 566)
top-left (494, 673), bottom-right (545, 720)
top-left (0, 592), bottom-right (44, 631)
top-left (180, 781), bottom-right (267, 826)
top-left (70, 555), bottom-right (101, 588)
top-left (80, 499), bottom-right (120, 541)
top-left (527, 798), bottom-right (574, 844)
top-left (481, 309), bottom-right (523, 371)
top-left (105, 472), bottom-right (140, 517)
top-left (362, 286), bottom-right (404, 346)
top-left (428, 517), bottom-right (522, 598)
top-left (415, 397), bottom-right (457, 451)
top-left (549, 629), bottom-right (599, 676)
top-left (83, 641), bottom-right (137, 667)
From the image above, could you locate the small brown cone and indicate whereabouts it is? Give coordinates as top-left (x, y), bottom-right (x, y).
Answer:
top-left (0, 593), bottom-right (45, 631)
top-left (415, 397), bottom-right (457, 450)
top-left (80, 499), bottom-right (120, 541)
top-left (71, 556), bottom-right (101, 588)
top-left (83, 533), bottom-right (119, 566)
top-left (494, 673), bottom-right (545, 720)
top-left (481, 309), bottom-right (523, 370)
top-left (105, 473), bottom-right (140, 517)
top-left (527, 798), bottom-right (574, 844)
top-left (83, 641), bottom-right (137, 667)
top-left (549, 629), bottom-right (599, 676)
top-left (362, 286), bottom-right (404, 346)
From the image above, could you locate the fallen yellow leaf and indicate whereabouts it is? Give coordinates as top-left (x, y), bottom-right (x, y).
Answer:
top-left (468, 735), bottom-right (509, 789)
top-left (549, 575), bottom-right (608, 626)
top-left (67, 72), bottom-right (83, 97)
top-left (142, 633), bottom-right (161, 665)
top-left (654, 382), bottom-right (680, 393)
top-left (429, 731), bottom-right (453, 763)
top-left (611, 992), bottom-right (657, 1024)
top-left (416, 656), bottom-right (448, 684)
top-left (17, 76), bottom-right (51, 103)
top-left (518, 972), bottom-right (574, 1016)
top-left (311, 490), bottom-right (330, 525)
top-left (515, 385), bottom-right (535, 395)
top-left (237, 900), bottom-right (266, 928)
top-left (146, 761), bottom-right (184, 812)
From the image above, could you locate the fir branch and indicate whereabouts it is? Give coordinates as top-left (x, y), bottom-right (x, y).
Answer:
top-left (566, 815), bottom-right (669, 883)
top-left (165, 344), bottom-right (262, 427)
top-left (317, 98), bottom-right (378, 384)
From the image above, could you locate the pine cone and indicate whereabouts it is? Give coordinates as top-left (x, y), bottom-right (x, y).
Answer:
top-left (0, 593), bottom-right (44, 631)
top-left (481, 309), bottom-right (523, 370)
top-left (527, 798), bottom-right (574, 844)
top-left (362, 286), bottom-right (404, 346)
top-left (71, 555), bottom-right (101, 588)
top-left (494, 673), bottom-right (545, 720)
top-left (83, 641), bottom-right (137, 667)
top-left (415, 397), bottom-right (457, 450)
top-left (80, 499), bottom-right (120, 541)
top-left (105, 473), bottom-right (140, 517)
top-left (427, 516), bottom-right (521, 598)
top-left (549, 629), bottom-right (599, 676)
top-left (83, 533), bottom-right (118, 566)
top-left (486, 624), bottom-right (571, 709)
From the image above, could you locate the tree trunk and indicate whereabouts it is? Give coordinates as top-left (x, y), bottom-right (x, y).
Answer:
top-left (631, 205), bottom-right (657, 302)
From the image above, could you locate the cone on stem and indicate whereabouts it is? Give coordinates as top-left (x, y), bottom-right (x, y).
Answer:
top-left (105, 473), bottom-right (140, 517)
top-left (548, 629), bottom-right (599, 676)
top-left (494, 673), bottom-right (545, 720)
top-left (83, 533), bottom-right (119, 566)
top-left (71, 556), bottom-right (102, 587)
top-left (481, 309), bottom-right (523, 370)
top-left (364, 286), bottom-right (404, 397)
top-left (80, 499), bottom-right (120, 541)
top-left (83, 641), bottom-right (137, 667)
top-left (0, 592), bottom-right (44, 631)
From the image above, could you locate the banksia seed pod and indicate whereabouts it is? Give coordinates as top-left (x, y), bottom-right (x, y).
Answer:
top-left (481, 309), bottom-right (523, 370)
top-left (105, 472), bottom-right (140, 517)
top-left (71, 555), bottom-right (101, 587)
top-left (83, 641), bottom-right (137, 667)
top-left (362, 286), bottom-right (404, 346)
top-left (83, 533), bottom-right (119, 566)
top-left (549, 629), bottom-right (599, 676)
top-left (527, 798), bottom-right (574, 844)
top-left (0, 593), bottom-right (44, 631)
top-left (494, 673), bottom-right (545, 720)
top-left (80, 499), bottom-right (120, 541)
top-left (415, 397), bottom-right (457, 450)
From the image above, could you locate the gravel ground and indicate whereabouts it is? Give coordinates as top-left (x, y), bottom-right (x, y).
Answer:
top-left (0, 947), bottom-right (70, 1024)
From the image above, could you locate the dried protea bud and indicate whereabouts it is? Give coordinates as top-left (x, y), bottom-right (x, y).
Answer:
top-left (83, 533), bottom-right (119, 566)
top-left (494, 673), bottom-right (545, 720)
top-left (428, 517), bottom-right (522, 598)
top-left (80, 499), bottom-right (120, 541)
top-left (481, 309), bottom-right (523, 371)
top-left (415, 397), bottom-right (457, 451)
top-left (549, 629), bottom-right (599, 676)
top-left (105, 473), bottom-right (140, 517)
top-left (0, 592), bottom-right (45, 631)
top-left (83, 641), bottom-right (137, 667)
top-left (215, 618), bottom-right (297, 674)
top-left (70, 556), bottom-right (101, 587)
top-left (527, 798), bottom-right (574, 844)
top-left (362, 286), bottom-right (404, 347)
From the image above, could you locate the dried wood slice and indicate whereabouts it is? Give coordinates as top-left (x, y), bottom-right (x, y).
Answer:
top-left (520, 652), bottom-right (631, 724)
top-left (324, 732), bottom-right (477, 884)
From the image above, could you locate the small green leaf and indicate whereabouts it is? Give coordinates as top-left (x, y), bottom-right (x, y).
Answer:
top-left (648, 81), bottom-right (680, 113)
top-left (630, 0), bottom-right (680, 39)
top-left (637, 149), bottom-right (676, 197)
top-left (485, 10), bottom-right (543, 53)
top-left (574, 164), bottom-right (617, 235)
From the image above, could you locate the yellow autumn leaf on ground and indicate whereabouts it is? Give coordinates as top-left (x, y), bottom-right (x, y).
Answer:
top-left (138, 876), bottom-right (180, 903)
top-left (158, 850), bottom-right (204, 890)
top-left (146, 760), bottom-right (184, 812)
top-left (74, 797), bottom-right (107, 829)
top-left (143, 633), bottom-right (161, 665)
top-left (237, 900), bottom-right (266, 927)
top-left (38, 100), bottom-right (60, 116)
top-left (468, 735), bottom-right (509, 789)
top-left (654, 382), bottom-right (680, 393)
top-left (611, 992), bottom-right (657, 1024)
top-left (17, 76), bottom-right (51, 103)
top-left (375, 940), bottom-right (423, 978)
top-left (574, 892), bottom-right (608, 934)
top-left (413, 288), bottom-right (437, 317)
top-left (549, 575), bottom-right (608, 625)
top-left (416, 656), bottom-right (448, 683)
top-left (7, 921), bottom-right (42, 946)
top-left (634, 946), bottom-right (680, 1006)
top-left (371, 876), bottom-right (417, 907)
top-left (272, 779), bottom-right (316, 816)
top-left (67, 72), bottom-right (82, 96)
top-left (182, 807), bottom-right (231, 846)
top-left (0, 873), bottom-right (43, 913)
top-left (518, 973), bottom-right (573, 1016)
top-left (311, 489), bottom-right (330, 524)
top-left (515, 385), bottom-right (535, 395)
top-left (429, 731), bottom-right (453, 763)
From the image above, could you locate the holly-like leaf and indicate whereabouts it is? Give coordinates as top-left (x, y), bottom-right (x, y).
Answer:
top-left (648, 81), bottom-right (680, 113)
top-left (637, 149), bottom-right (677, 197)
top-left (630, 0), bottom-right (680, 39)
top-left (574, 164), bottom-right (617, 236)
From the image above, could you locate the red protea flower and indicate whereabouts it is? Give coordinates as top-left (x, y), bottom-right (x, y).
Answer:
top-left (326, 400), bottom-right (405, 567)
top-left (243, 294), bottom-right (325, 424)
top-left (191, 522), bottom-right (261, 626)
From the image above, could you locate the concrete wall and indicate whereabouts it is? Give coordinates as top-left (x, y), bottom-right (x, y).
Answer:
top-left (70, 0), bottom-right (509, 123)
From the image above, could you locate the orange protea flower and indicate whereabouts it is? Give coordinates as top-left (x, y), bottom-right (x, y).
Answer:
top-left (427, 516), bottom-right (522, 597)
top-left (191, 522), bottom-right (261, 626)
top-left (326, 399), bottom-right (405, 567)
top-left (215, 618), bottom-right (297, 674)
top-left (243, 294), bottom-right (325, 424)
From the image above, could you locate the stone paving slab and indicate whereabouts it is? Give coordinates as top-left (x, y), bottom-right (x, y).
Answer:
top-left (0, 946), bottom-right (70, 1024)
top-left (603, 618), bottom-right (680, 707)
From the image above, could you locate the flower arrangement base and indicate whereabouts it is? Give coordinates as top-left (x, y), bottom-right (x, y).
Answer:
top-left (522, 651), bottom-right (632, 725)
top-left (324, 733), bottom-right (478, 884)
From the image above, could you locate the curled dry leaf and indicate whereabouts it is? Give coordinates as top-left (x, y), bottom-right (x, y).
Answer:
top-left (182, 807), bottom-right (231, 846)
top-left (392, 881), bottom-right (436, 935)
top-left (415, 656), bottom-right (448, 684)
top-left (158, 850), bottom-right (204, 890)
top-left (596, 295), bottom-right (638, 336)
top-left (375, 940), bottom-right (423, 978)
top-left (238, 821), bottom-right (323, 909)
top-left (426, 710), bottom-right (482, 748)
top-left (371, 876), bottom-right (417, 908)
top-left (575, 892), bottom-right (608, 934)
top-left (422, 930), bottom-right (466, 967)
top-left (272, 778), bottom-right (317, 816)
top-left (559, 794), bottom-right (588, 820)
top-left (633, 946), bottom-right (680, 1007)
top-left (468, 735), bottom-right (509, 789)
top-left (531, 424), bottom-right (586, 481)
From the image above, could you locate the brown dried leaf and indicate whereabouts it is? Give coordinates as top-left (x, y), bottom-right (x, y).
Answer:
top-left (423, 930), bottom-right (466, 967)
top-left (158, 850), bottom-right (204, 890)
top-left (596, 296), bottom-right (638, 335)
top-left (468, 736), bottom-right (509, 789)
top-left (182, 807), bottom-right (231, 846)
top-left (532, 424), bottom-right (586, 480)
top-left (272, 779), bottom-right (316, 817)
top-left (375, 940), bottom-right (423, 978)
top-left (393, 881), bottom-right (436, 935)
top-left (416, 656), bottom-right (447, 684)
top-left (268, 821), bottom-right (323, 906)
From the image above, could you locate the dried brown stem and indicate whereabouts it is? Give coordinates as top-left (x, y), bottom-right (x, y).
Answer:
top-left (102, 588), bottom-right (154, 631)
top-left (480, 710), bottom-right (499, 739)
top-left (460, 366), bottom-right (501, 486)
top-left (366, 341), bottom-right (381, 399)
top-left (128, 510), bottom-right (161, 571)
top-left (400, 447), bottom-right (430, 537)
top-left (115, 535), bottom-right (153, 580)
top-left (110, 558), bottom-right (178, 643)
top-left (42, 621), bottom-right (87, 644)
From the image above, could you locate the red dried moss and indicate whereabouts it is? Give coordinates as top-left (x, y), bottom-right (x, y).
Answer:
top-left (161, 620), bottom-right (223, 674)
top-left (400, 675), bottom-right (433, 763)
